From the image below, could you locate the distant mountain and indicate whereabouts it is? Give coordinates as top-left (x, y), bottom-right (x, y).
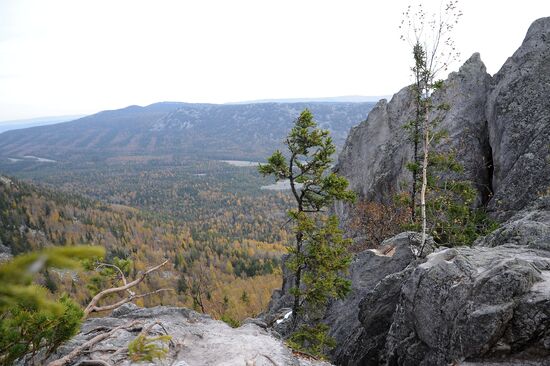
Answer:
top-left (0, 115), bottom-right (86, 133)
top-left (229, 95), bottom-right (388, 104)
top-left (0, 101), bottom-right (374, 162)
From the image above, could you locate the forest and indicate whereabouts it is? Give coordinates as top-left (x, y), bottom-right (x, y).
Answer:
top-left (0, 167), bottom-right (292, 322)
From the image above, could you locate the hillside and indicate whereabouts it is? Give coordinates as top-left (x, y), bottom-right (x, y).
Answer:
top-left (0, 175), bottom-right (287, 321)
top-left (0, 102), bottom-right (374, 163)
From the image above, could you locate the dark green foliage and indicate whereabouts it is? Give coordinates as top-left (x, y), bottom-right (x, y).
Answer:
top-left (240, 290), bottom-right (249, 304)
top-left (259, 109), bottom-right (355, 354)
top-left (404, 151), bottom-right (498, 246)
top-left (287, 323), bottom-right (336, 359)
top-left (288, 215), bottom-right (351, 318)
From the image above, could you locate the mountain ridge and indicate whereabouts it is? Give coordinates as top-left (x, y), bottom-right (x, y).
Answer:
top-left (0, 102), bottom-right (374, 163)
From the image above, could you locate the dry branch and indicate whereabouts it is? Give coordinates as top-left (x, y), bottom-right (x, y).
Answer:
top-left (83, 260), bottom-right (169, 318)
top-left (47, 321), bottom-right (141, 366)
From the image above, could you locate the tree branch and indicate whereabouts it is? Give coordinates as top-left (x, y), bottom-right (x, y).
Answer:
top-left (47, 321), bottom-right (141, 366)
top-left (95, 263), bottom-right (134, 296)
top-left (85, 289), bottom-right (173, 316)
top-left (84, 260), bottom-right (169, 318)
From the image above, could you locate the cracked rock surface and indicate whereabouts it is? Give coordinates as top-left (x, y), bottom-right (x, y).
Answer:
top-left (47, 305), bottom-right (331, 366)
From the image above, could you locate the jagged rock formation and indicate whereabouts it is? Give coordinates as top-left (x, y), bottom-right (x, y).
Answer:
top-left (328, 233), bottom-right (431, 365)
top-left (47, 304), bottom-right (330, 366)
top-left (266, 17), bottom-right (550, 366)
top-left (486, 17), bottom-right (550, 220)
top-left (334, 52), bottom-right (494, 230)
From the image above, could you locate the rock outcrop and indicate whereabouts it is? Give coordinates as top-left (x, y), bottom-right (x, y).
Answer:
top-left (486, 17), bottom-right (550, 220)
top-left (326, 233), bottom-right (425, 365)
top-left (266, 17), bottom-right (550, 366)
top-left (334, 51), bottom-right (493, 230)
top-left (384, 200), bottom-right (550, 365)
top-left (48, 17), bottom-right (550, 366)
top-left (47, 304), bottom-right (331, 366)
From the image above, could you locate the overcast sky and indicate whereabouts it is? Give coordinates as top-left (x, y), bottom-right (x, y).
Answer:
top-left (0, 0), bottom-right (548, 121)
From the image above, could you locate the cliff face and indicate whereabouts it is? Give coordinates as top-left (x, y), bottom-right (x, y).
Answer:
top-left (337, 16), bottom-right (550, 365)
top-left (334, 52), bottom-right (494, 232)
top-left (267, 17), bottom-right (550, 366)
top-left (487, 17), bottom-right (550, 220)
top-left (336, 17), bottom-right (550, 226)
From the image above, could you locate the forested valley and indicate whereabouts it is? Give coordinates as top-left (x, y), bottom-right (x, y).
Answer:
top-left (0, 158), bottom-right (295, 323)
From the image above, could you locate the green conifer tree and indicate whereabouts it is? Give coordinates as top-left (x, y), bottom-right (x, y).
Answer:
top-left (259, 109), bottom-right (355, 355)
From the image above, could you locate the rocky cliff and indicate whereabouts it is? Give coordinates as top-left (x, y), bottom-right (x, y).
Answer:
top-left (266, 17), bottom-right (550, 366)
top-left (46, 17), bottom-right (550, 366)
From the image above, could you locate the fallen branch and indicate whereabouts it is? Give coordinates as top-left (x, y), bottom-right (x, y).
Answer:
top-left (84, 260), bottom-right (169, 318)
top-left (47, 321), bottom-right (141, 366)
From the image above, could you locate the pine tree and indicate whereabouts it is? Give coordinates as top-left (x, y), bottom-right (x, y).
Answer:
top-left (0, 246), bottom-right (104, 365)
top-left (259, 109), bottom-right (355, 354)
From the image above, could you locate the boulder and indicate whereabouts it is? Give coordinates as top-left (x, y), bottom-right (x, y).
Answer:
top-left (384, 235), bottom-right (550, 365)
top-left (327, 233), bottom-right (421, 365)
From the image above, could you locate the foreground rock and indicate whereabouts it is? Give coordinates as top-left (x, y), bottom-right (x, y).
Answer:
top-left (326, 233), bottom-right (426, 365)
top-left (48, 305), bottom-right (331, 366)
top-left (384, 201), bottom-right (550, 365)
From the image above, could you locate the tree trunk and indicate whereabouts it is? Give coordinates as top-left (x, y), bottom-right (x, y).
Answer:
top-left (291, 232), bottom-right (303, 330)
top-left (419, 110), bottom-right (429, 256)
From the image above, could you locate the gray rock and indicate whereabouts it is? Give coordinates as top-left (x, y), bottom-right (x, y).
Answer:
top-left (327, 233), bottom-right (419, 365)
top-left (487, 17), bottom-right (550, 220)
top-left (47, 306), bottom-right (332, 366)
top-left (323, 17), bottom-right (550, 365)
top-left (432, 53), bottom-right (494, 206)
top-left (241, 317), bottom-right (268, 329)
top-left (0, 242), bottom-right (13, 263)
top-left (263, 232), bottom-right (431, 365)
top-left (479, 196), bottom-right (550, 251)
top-left (333, 87), bottom-right (415, 231)
top-left (383, 234), bottom-right (550, 365)
top-left (334, 52), bottom-right (493, 233)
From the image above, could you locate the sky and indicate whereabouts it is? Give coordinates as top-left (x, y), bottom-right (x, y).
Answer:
top-left (0, 0), bottom-right (549, 121)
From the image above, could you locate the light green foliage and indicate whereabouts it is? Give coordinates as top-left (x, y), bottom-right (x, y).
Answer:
top-left (259, 109), bottom-right (354, 355)
top-left (287, 323), bottom-right (336, 359)
top-left (0, 246), bottom-right (103, 365)
top-left (0, 294), bottom-right (83, 366)
top-left (0, 246), bottom-right (104, 313)
top-left (128, 334), bottom-right (172, 363)
top-left (221, 314), bottom-right (240, 328)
